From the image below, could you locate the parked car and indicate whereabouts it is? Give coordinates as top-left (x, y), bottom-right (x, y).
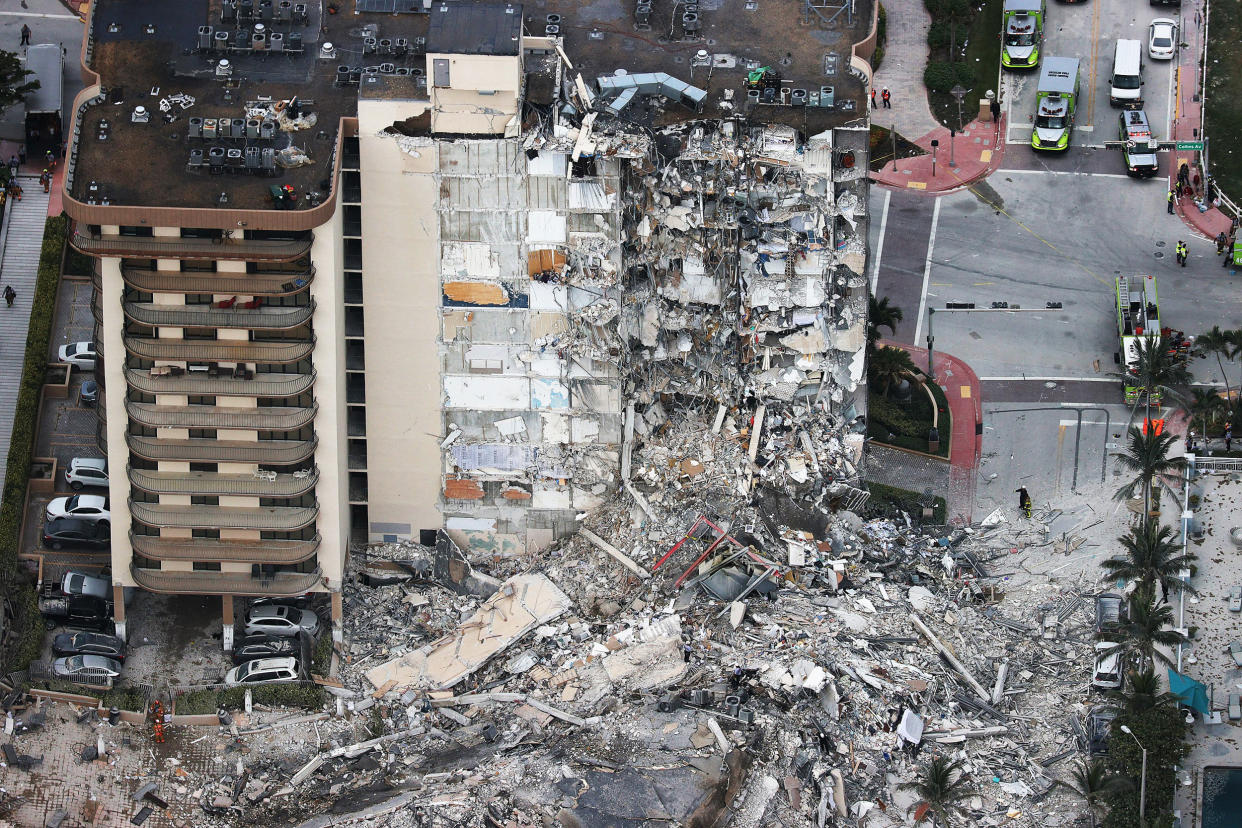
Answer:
top-left (39, 594), bottom-right (112, 632)
top-left (58, 341), bottom-right (97, 370)
top-left (1147, 18), bottom-right (1178, 60)
top-left (1229, 640), bottom-right (1242, 667)
top-left (1230, 694), bottom-right (1241, 722)
top-left (243, 605), bottom-right (320, 638)
top-left (79, 380), bottom-right (99, 407)
top-left (1229, 586), bottom-right (1242, 613)
top-left (46, 494), bottom-right (110, 525)
top-left (1092, 642), bottom-right (1123, 690)
top-left (232, 633), bottom-right (301, 665)
top-left (43, 518), bottom-right (110, 551)
top-left (224, 656), bottom-right (302, 687)
top-left (1095, 592), bottom-right (1129, 633)
top-left (52, 631), bottom-right (125, 661)
top-left (52, 654), bottom-right (122, 682)
top-left (61, 571), bottom-right (109, 599)
top-left (1087, 706), bottom-right (1117, 755)
top-left (65, 457), bottom-right (108, 490)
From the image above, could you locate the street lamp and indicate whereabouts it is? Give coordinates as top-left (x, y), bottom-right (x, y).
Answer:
top-left (949, 84), bottom-right (967, 169)
top-left (1119, 725), bottom-right (1147, 823)
top-left (930, 139), bottom-right (939, 177)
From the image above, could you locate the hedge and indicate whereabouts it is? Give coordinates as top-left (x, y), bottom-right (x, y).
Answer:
top-left (872, 4), bottom-right (888, 72)
top-left (176, 683), bottom-right (327, 716)
top-left (311, 632), bottom-right (334, 676)
top-left (865, 481), bottom-right (948, 524)
top-left (924, 61), bottom-right (976, 93)
top-left (2, 215), bottom-right (66, 674)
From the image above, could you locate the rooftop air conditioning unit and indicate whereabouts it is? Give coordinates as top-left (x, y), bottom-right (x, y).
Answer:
top-left (202, 118), bottom-right (219, 138)
top-left (221, 1), bottom-right (237, 23)
top-left (379, 63), bottom-right (396, 74)
top-left (231, 117), bottom-right (246, 136)
top-left (246, 118), bottom-right (261, 138)
top-left (227, 148), bottom-right (244, 166)
top-left (393, 37), bottom-right (409, 56)
top-left (187, 117), bottom-right (203, 138)
top-left (379, 38), bottom-right (393, 55)
top-left (198, 26), bottom-right (214, 49)
top-left (245, 147), bottom-right (261, 169)
top-left (287, 31), bottom-right (302, 51)
top-left (394, 67), bottom-right (411, 76)
top-left (214, 30), bottom-right (230, 49)
top-left (131, 105), bottom-right (149, 123)
top-left (319, 41), bottom-right (337, 60)
top-left (545, 24), bottom-right (559, 35)
top-left (293, 3), bottom-right (308, 23)
top-left (270, 32), bottom-right (284, 51)
top-left (259, 120), bottom-right (277, 139)
top-left (239, 0), bottom-right (254, 17)
top-left (276, 1), bottom-right (292, 21)
top-left (188, 149), bottom-right (205, 167)
top-left (259, 0), bottom-right (273, 21)
top-left (363, 38), bottom-right (377, 55)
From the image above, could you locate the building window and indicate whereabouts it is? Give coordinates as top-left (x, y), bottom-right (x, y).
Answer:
top-left (191, 496), bottom-right (220, 506)
top-left (189, 462), bottom-right (216, 472)
top-left (192, 528), bottom-right (221, 538)
top-left (192, 561), bottom-right (222, 571)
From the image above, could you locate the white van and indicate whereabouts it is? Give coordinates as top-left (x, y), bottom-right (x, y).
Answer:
top-left (1109, 39), bottom-right (1144, 107)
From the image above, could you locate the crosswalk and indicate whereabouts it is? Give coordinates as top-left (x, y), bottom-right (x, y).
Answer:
top-left (0, 176), bottom-right (52, 501)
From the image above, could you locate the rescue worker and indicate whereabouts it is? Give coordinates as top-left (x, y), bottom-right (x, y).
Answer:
top-left (1217, 231), bottom-right (1230, 255)
top-left (1176, 240), bottom-right (1188, 267)
top-left (1168, 187), bottom-right (1175, 214)
top-left (1015, 487), bottom-right (1032, 518)
top-left (39, 169), bottom-right (49, 193)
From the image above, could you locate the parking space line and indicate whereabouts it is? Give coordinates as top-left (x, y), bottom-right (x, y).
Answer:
top-left (912, 198), bottom-right (942, 347)
top-left (869, 189), bottom-right (891, 296)
top-left (1086, 0), bottom-right (1101, 126)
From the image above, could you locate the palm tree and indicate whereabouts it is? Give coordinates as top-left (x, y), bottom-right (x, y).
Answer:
top-left (868, 295), bottom-right (904, 348)
top-left (1111, 426), bottom-right (1183, 515)
top-left (1194, 325), bottom-right (1234, 405)
top-left (1106, 666), bottom-right (1175, 715)
top-left (1182, 387), bottom-right (1226, 444)
top-left (1100, 519), bottom-right (1197, 601)
top-left (868, 345), bottom-right (918, 397)
top-left (898, 755), bottom-right (975, 827)
top-left (1052, 760), bottom-right (1131, 828)
top-left (1119, 335), bottom-right (1191, 427)
top-left (1096, 584), bottom-right (1187, 670)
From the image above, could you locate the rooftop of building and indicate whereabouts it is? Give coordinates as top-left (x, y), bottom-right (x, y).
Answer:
top-left (66, 0), bottom-right (872, 215)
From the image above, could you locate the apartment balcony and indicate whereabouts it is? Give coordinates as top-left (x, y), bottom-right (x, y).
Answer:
top-left (71, 230), bottom-right (312, 261)
top-left (122, 301), bottom-right (314, 330)
top-left (124, 367), bottom-right (315, 398)
top-left (125, 400), bottom-right (318, 431)
top-left (122, 266), bottom-right (314, 297)
top-left (130, 532), bottom-right (320, 564)
top-left (126, 433), bottom-right (318, 464)
top-left (130, 564), bottom-right (323, 596)
top-left (129, 500), bottom-right (319, 532)
top-left (124, 337), bottom-right (314, 364)
top-left (128, 466), bottom-right (319, 498)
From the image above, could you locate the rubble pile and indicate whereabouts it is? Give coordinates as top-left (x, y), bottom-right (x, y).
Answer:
top-left (206, 435), bottom-right (1104, 827)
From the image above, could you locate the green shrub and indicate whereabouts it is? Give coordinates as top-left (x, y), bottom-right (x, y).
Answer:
top-left (311, 634), bottom-right (334, 677)
top-left (872, 4), bottom-right (887, 72)
top-left (927, 21), bottom-right (969, 51)
top-left (923, 62), bottom-right (959, 93)
top-left (868, 393), bottom-right (927, 438)
top-left (864, 481), bottom-right (947, 524)
top-left (175, 683), bottom-right (326, 716)
top-left (1, 215), bottom-right (65, 675)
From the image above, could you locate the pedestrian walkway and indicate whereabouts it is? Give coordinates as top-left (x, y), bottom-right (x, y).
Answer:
top-left (0, 175), bottom-right (52, 495)
top-left (1171, 2), bottom-right (1232, 240)
top-left (871, 116), bottom-right (1007, 194)
top-left (870, 0), bottom-right (942, 140)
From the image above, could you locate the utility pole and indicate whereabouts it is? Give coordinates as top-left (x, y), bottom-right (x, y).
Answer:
top-left (930, 139), bottom-right (939, 178)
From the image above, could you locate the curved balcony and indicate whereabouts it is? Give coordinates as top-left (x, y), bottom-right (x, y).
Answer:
top-left (71, 230), bottom-right (313, 261)
top-left (123, 301), bottom-right (314, 330)
top-left (122, 267), bottom-right (314, 297)
top-left (125, 400), bottom-right (317, 431)
top-left (124, 337), bottom-right (314, 364)
top-left (130, 532), bottom-right (320, 564)
top-left (126, 434), bottom-right (318, 464)
top-left (124, 368), bottom-right (315, 398)
top-left (130, 565), bottom-right (323, 596)
top-left (128, 466), bottom-right (319, 498)
top-left (129, 500), bottom-right (319, 532)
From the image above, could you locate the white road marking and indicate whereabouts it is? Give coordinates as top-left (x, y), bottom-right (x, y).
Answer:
top-left (0, 11), bottom-right (81, 19)
top-left (996, 169), bottom-right (1134, 180)
top-left (912, 197), bottom-right (941, 347)
top-left (981, 375), bottom-right (1119, 382)
top-left (869, 189), bottom-right (891, 296)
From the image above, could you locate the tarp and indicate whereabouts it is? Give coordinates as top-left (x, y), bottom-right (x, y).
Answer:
top-left (1168, 669), bottom-right (1210, 715)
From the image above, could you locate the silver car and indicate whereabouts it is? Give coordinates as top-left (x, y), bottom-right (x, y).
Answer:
top-left (224, 656), bottom-right (302, 687)
top-left (1229, 586), bottom-right (1242, 613)
top-left (243, 605), bottom-right (320, 638)
top-left (52, 654), bottom-right (123, 681)
top-left (58, 341), bottom-right (97, 370)
top-left (65, 457), bottom-right (108, 491)
top-left (61, 571), bottom-right (110, 600)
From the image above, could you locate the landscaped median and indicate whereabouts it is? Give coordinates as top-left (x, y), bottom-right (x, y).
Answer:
top-left (867, 344), bottom-right (952, 459)
top-left (1, 215), bottom-right (69, 675)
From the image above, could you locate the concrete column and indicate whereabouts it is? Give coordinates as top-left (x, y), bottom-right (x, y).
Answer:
top-left (331, 590), bottom-right (343, 643)
top-left (112, 584), bottom-right (127, 642)
top-left (222, 595), bottom-right (234, 651)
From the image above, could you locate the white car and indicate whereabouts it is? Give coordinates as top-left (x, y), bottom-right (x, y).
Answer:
top-left (1092, 642), bottom-right (1123, 690)
top-left (46, 494), bottom-right (110, 525)
top-left (58, 341), bottom-right (97, 370)
top-left (62, 571), bottom-right (110, 600)
top-left (52, 654), bottom-right (123, 682)
top-left (243, 605), bottom-right (320, 638)
top-left (1230, 586), bottom-right (1242, 613)
top-left (224, 656), bottom-right (302, 687)
top-left (1148, 18), bottom-right (1178, 60)
top-left (65, 457), bottom-right (108, 491)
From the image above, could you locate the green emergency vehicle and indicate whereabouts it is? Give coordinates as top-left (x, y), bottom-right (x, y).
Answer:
top-left (1031, 57), bottom-right (1079, 152)
top-left (1001, 0), bottom-right (1045, 70)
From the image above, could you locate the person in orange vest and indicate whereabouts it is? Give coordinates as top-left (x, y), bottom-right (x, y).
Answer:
top-left (149, 700), bottom-right (166, 743)
top-left (39, 170), bottom-right (49, 193)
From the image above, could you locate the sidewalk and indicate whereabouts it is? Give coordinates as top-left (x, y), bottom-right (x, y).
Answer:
top-left (1171, 2), bottom-right (1232, 240)
top-left (870, 116), bottom-right (1007, 194)
top-left (870, 0), bottom-right (942, 140)
top-left (869, 340), bottom-right (983, 526)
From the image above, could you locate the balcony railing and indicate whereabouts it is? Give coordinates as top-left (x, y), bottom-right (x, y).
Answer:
top-left (130, 564), bottom-right (323, 596)
top-left (124, 367), bottom-right (315, 398)
top-left (126, 433), bottom-right (318, 464)
top-left (129, 499), bottom-right (318, 531)
top-left (71, 230), bottom-right (313, 261)
top-left (125, 400), bottom-right (317, 431)
top-left (128, 465), bottom-right (318, 497)
top-left (123, 301), bottom-right (314, 330)
top-left (130, 532), bottom-right (320, 564)
top-left (122, 267), bottom-right (314, 297)
top-left (124, 337), bottom-right (314, 364)
top-left (127, 466), bottom-right (319, 498)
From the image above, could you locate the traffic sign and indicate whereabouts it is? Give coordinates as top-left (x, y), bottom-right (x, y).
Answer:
top-left (1176, 141), bottom-right (1204, 151)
